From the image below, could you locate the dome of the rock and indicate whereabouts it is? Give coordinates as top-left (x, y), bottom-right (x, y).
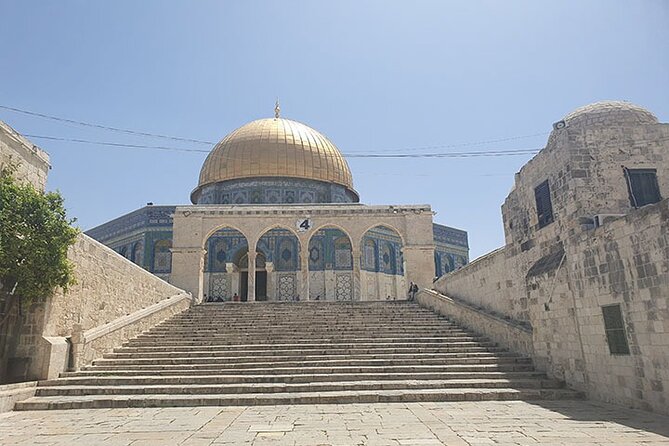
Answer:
top-left (191, 117), bottom-right (358, 204)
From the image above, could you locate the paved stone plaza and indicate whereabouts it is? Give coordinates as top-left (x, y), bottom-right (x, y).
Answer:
top-left (1, 401), bottom-right (668, 446)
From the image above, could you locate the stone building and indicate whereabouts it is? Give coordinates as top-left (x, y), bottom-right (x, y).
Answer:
top-left (87, 112), bottom-right (469, 302)
top-left (0, 120), bottom-right (50, 190)
top-left (425, 101), bottom-right (669, 414)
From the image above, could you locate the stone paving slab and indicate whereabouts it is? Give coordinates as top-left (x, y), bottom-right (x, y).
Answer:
top-left (0, 401), bottom-right (668, 445)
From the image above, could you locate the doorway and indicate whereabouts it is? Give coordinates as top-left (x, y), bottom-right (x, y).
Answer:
top-left (240, 272), bottom-right (249, 302)
top-left (239, 271), bottom-right (267, 301)
top-left (256, 271), bottom-right (267, 301)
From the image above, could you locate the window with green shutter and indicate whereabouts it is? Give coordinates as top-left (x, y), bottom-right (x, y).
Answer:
top-left (534, 180), bottom-right (554, 228)
top-left (602, 304), bottom-right (630, 355)
top-left (624, 168), bottom-right (661, 208)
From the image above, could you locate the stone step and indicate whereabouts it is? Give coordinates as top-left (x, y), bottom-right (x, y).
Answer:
top-left (34, 378), bottom-right (566, 397)
top-left (166, 315), bottom-right (449, 321)
top-left (135, 330), bottom-right (475, 337)
top-left (15, 388), bottom-right (584, 410)
top-left (19, 301), bottom-right (580, 410)
top-left (160, 320), bottom-right (453, 325)
top-left (156, 314), bottom-right (446, 317)
top-left (128, 331), bottom-right (478, 343)
top-left (77, 363), bottom-right (536, 375)
top-left (104, 350), bottom-right (512, 360)
top-left (90, 356), bottom-right (531, 368)
top-left (114, 342), bottom-right (499, 354)
top-left (148, 325), bottom-right (465, 332)
top-left (182, 315), bottom-right (443, 318)
top-left (47, 371), bottom-right (553, 386)
top-left (125, 336), bottom-right (489, 346)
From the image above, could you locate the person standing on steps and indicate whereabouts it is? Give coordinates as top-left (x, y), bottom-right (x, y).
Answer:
top-left (411, 282), bottom-right (419, 301)
top-left (408, 282), bottom-right (415, 301)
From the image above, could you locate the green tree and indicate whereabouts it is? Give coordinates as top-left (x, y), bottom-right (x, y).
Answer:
top-left (0, 164), bottom-right (78, 309)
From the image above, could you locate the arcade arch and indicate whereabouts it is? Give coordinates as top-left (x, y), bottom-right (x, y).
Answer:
top-left (360, 225), bottom-right (405, 300)
top-left (203, 227), bottom-right (250, 301)
top-left (307, 226), bottom-right (354, 301)
top-left (255, 227), bottom-right (301, 301)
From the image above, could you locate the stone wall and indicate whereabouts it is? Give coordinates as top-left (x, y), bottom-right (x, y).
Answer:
top-left (436, 193), bottom-right (669, 415)
top-left (8, 234), bottom-right (190, 382)
top-left (42, 234), bottom-right (185, 336)
top-left (417, 289), bottom-right (534, 358)
top-left (0, 121), bottom-right (50, 190)
top-left (0, 121), bottom-right (51, 383)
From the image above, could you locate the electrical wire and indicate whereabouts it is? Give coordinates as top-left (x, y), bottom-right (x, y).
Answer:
top-left (7, 104), bottom-right (669, 161)
top-left (3, 103), bottom-right (546, 154)
top-left (24, 135), bottom-right (211, 154)
top-left (0, 105), bottom-right (215, 145)
top-left (24, 134), bottom-right (540, 158)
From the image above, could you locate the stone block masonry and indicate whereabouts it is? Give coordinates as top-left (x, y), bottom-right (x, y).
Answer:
top-left (7, 233), bottom-right (190, 382)
top-left (434, 102), bottom-right (669, 415)
top-left (0, 120), bottom-right (50, 190)
top-left (0, 119), bottom-right (191, 388)
top-left (438, 191), bottom-right (669, 415)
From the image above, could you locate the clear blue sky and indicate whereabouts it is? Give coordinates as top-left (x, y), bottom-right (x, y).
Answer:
top-left (1, 1), bottom-right (668, 259)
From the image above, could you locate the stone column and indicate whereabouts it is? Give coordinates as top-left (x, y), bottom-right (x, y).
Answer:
top-left (266, 262), bottom-right (275, 301)
top-left (226, 263), bottom-right (236, 299)
top-left (170, 247), bottom-right (205, 302)
top-left (403, 245), bottom-right (434, 292)
top-left (300, 245), bottom-right (310, 301)
top-left (352, 247), bottom-right (361, 301)
top-left (247, 251), bottom-right (256, 302)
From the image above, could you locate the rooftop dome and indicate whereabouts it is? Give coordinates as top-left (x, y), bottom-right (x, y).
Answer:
top-left (192, 117), bottom-right (356, 203)
top-left (563, 101), bottom-right (658, 127)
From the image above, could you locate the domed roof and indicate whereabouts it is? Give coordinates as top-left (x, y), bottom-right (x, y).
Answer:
top-left (564, 101), bottom-right (658, 126)
top-left (193, 117), bottom-right (355, 201)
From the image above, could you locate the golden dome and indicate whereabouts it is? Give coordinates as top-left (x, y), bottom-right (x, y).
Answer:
top-left (193, 118), bottom-right (355, 201)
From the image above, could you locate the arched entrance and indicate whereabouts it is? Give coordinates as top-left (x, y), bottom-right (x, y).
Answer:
top-left (238, 251), bottom-right (267, 301)
top-left (360, 225), bottom-right (405, 300)
top-left (308, 227), bottom-right (354, 301)
top-left (203, 227), bottom-right (248, 302)
top-left (256, 228), bottom-right (300, 301)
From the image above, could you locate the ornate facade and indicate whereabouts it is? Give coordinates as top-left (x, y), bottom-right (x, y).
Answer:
top-left (87, 112), bottom-right (468, 301)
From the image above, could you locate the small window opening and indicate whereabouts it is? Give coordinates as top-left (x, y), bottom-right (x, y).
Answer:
top-left (602, 304), bottom-right (630, 355)
top-left (624, 168), bottom-right (661, 208)
top-left (534, 180), bottom-right (554, 228)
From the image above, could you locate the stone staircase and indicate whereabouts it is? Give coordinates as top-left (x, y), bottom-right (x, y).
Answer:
top-left (15, 301), bottom-right (582, 410)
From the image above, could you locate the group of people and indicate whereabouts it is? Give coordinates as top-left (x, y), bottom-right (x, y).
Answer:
top-left (204, 293), bottom-right (240, 302)
top-left (203, 286), bottom-right (420, 302)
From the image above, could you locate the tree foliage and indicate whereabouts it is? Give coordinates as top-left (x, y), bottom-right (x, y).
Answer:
top-left (0, 164), bottom-right (79, 302)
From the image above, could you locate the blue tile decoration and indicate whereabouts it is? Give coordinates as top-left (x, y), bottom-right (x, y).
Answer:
top-left (195, 178), bottom-right (358, 205)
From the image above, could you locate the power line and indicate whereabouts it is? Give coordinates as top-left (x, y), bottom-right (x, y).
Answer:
top-left (345, 132), bottom-right (550, 153)
top-left (24, 134), bottom-right (540, 158)
top-left (10, 104), bottom-right (668, 161)
top-left (25, 135), bottom-right (211, 153)
top-left (2, 103), bottom-right (547, 153)
top-left (347, 149), bottom-right (538, 158)
top-left (0, 105), bottom-right (215, 145)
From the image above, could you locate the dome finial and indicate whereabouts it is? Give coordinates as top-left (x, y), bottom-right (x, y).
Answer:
top-left (274, 98), bottom-right (281, 119)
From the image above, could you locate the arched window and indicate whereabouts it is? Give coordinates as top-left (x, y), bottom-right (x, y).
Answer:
top-left (153, 240), bottom-right (172, 273)
top-left (363, 238), bottom-right (378, 271)
top-left (131, 241), bottom-right (144, 266)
